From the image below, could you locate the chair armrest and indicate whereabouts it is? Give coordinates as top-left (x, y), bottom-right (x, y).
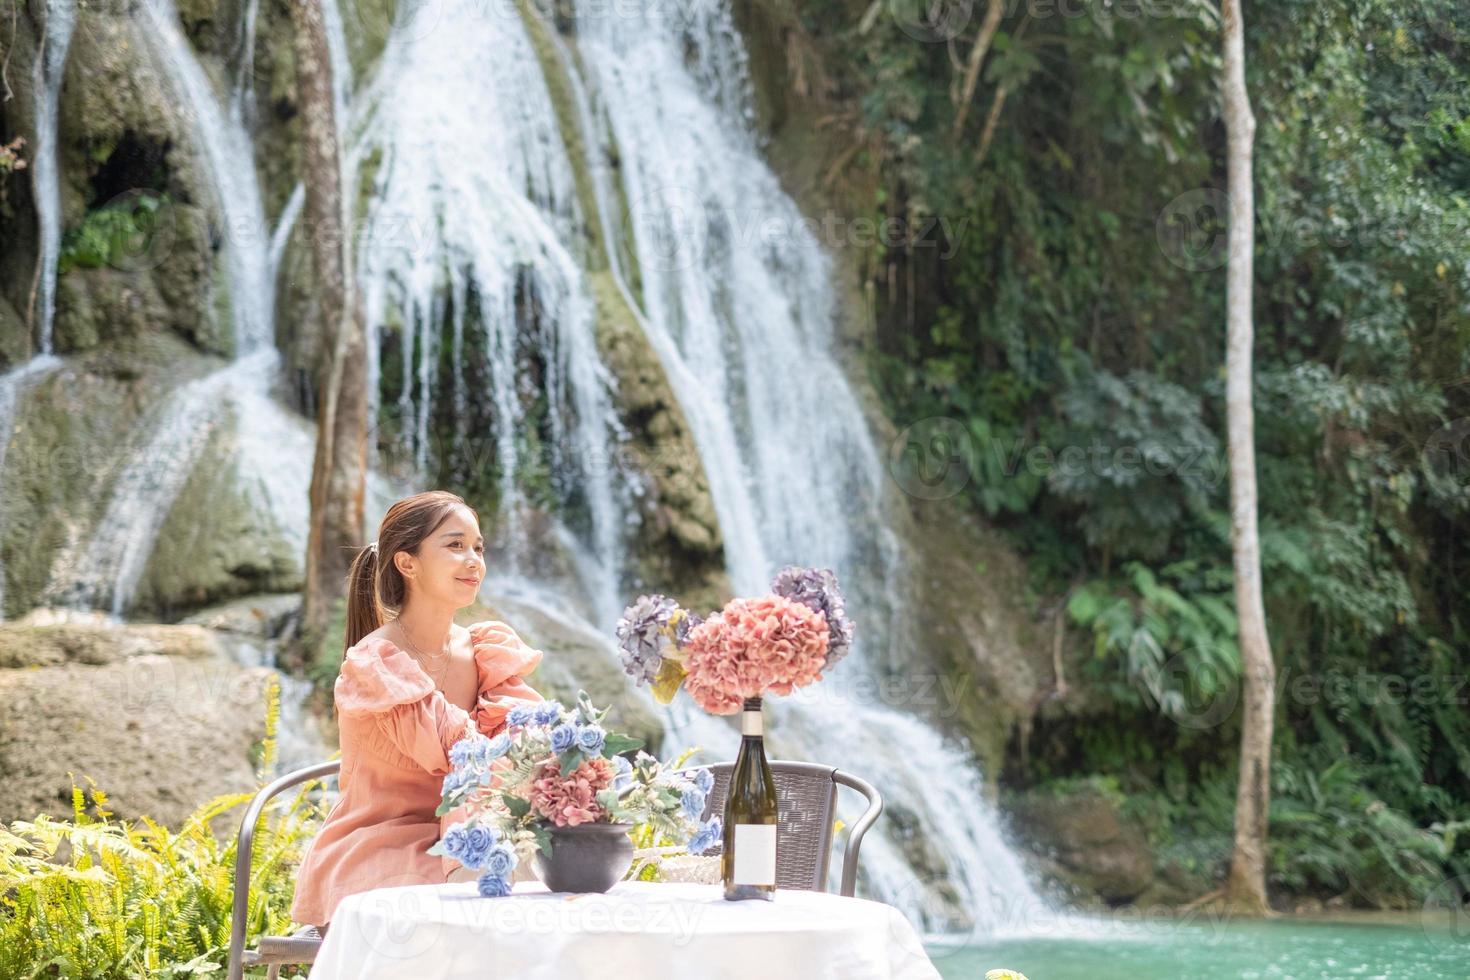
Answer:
top-left (833, 769), bottom-right (882, 898)
top-left (227, 760), bottom-right (341, 980)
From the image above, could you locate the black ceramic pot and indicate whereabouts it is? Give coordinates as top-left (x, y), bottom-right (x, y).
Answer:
top-left (533, 822), bottom-right (635, 893)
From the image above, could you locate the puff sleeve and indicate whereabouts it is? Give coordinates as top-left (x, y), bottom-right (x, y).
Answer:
top-left (468, 620), bottom-right (545, 738)
top-left (335, 638), bottom-right (475, 776)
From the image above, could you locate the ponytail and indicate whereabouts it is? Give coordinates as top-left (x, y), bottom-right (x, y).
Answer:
top-left (344, 543), bottom-right (382, 655)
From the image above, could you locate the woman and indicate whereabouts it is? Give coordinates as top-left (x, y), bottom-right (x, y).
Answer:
top-left (289, 490), bottom-right (546, 930)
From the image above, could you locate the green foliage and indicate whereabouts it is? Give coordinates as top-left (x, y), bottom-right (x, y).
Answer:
top-left (58, 195), bottom-right (170, 273)
top-left (809, 0), bottom-right (1470, 904)
top-left (1270, 751), bottom-right (1468, 907)
top-left (0, 681), bottom-right (329, 977)
top-left (1067, 561), bottom-right (1238, 722)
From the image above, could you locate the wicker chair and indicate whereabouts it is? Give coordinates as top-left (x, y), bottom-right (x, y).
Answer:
top-left (226, 760), bottom-right (339, 980)
top-left (676, 759), bottom-right (883, 897)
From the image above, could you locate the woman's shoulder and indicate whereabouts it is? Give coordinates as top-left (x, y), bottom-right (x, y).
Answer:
top-left (465, 618), bottom-right (543, 683)
top-left (335, 630), bottom-right (435, 714)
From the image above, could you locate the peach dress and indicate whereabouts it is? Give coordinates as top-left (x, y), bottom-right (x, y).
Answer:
top-left (288, 620), bottom-right (545, 928)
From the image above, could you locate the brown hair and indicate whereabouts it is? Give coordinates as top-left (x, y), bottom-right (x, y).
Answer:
top-left (344, 490), bottom-right (478, 656)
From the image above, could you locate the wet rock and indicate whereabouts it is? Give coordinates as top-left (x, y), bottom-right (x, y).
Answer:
top-left (0, 620), bottom-right (273, 828)
top-left (1006, 781), bottom-right (1156, 905)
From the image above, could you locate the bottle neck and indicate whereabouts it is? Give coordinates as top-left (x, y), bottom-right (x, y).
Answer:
top-left (740, 697), bottom-right (763, 738)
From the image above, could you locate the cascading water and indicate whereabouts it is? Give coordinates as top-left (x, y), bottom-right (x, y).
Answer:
top-left (556, 0), bottom-right (1054, 933)
top-left (0, 355), bottom-right (62, 619)
top-left (353, 0), bottom-right (634, 627)
top-left (30, 0), bottom-right (76, 355)
top-left (142, 0), bottom-right (273, 357)
top-left (40, 0), bottom-right (289, 615)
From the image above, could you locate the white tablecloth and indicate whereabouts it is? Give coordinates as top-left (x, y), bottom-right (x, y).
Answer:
top-left (308, 880), bottom-right (940, 980)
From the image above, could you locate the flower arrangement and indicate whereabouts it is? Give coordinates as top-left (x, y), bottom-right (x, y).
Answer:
top-left (615, 565), bottom-right (855, 714)
top-left (429, 690), bottom-right (722, 896)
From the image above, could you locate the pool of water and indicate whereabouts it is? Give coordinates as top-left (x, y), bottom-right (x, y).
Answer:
top-left (925, 914), bottom-right (1467, 979)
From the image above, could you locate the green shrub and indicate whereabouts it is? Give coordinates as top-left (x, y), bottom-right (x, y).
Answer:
top-left (0, 678), bottom-right (330, 978)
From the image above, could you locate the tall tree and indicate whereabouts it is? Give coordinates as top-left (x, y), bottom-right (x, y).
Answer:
top-left (1220, 0), bottom-right (1276, 915)
top-left (290, 0), bottom-right (369, 652)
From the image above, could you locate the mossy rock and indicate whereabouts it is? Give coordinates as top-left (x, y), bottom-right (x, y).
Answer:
top-left (1005, 780), bottom-right (1157, 906)
top-left (133, 409), bottom-right (303, 617)
top-left (0, 334), bottom-right (303, 619)
top-left (49, 4), bottom-right (230, 356)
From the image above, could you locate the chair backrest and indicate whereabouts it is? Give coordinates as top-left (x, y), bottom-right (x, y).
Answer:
top-left (227, 761), bottom-right (341, 980)
top-left (682, 759), bottom-right (840, 892)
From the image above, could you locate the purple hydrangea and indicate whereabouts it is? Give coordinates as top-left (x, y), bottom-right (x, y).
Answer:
top-left (615, 594), bottom-right (681, 684)
top-left (771, 565), bottom-right (854, 669)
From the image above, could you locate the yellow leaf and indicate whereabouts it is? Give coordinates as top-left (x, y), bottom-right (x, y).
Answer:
top-left (1437, 262), bottom-right (1447, 279)
top-left (651, 660), bottom-right (687, 704)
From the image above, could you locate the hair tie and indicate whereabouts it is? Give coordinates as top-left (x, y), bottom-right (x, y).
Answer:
top-left (368, 540), bottom-right (379, 555)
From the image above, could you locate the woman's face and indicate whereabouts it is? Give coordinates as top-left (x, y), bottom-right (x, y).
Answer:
top-left (394, 505), bottom-right (485, 609)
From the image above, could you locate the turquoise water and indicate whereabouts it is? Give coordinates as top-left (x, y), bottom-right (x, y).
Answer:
top-left (926, 915), bottom-right (1468, 979)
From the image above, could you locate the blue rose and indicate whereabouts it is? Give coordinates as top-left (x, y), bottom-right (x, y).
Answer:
top-left (681, 786), bottom-right (706, 820)
top-left (477, 872), bottom-right (512, 898)
top-left (687, 817), bottom-right (721, 856)
top-left (550, 723), bottom-right (578, 754)
top-left (534, 702), bottom-right (563, 725)
top-left (460, 824), bottom-right (498, 870)
top-left (693, 767), bottom-right (714, 795)
top-left (441, 770), bottom-right (464, 797)
top-left (486, 733), bottom-right (511, 761)
top-left (576, 725), bottom-right (606, 756)
top-left (440, 823), bottom-right (470, 862)
top-left (449, 738), bottom-right (476, 769)
top-left (506, 705), bottom-right (535, 728)
top-left (612, 755), bottom-right (634, 790)
top-left (483, 844), bottom-right (517, 879)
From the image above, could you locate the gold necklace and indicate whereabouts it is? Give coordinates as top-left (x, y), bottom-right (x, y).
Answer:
top-left (394, 621), bottom-right (452, 683)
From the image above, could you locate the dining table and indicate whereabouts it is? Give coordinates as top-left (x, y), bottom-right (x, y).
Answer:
top-left (306, 878), bottom-right (942, 979)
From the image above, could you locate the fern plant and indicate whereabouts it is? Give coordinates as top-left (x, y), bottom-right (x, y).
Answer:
top-left (0, 677), bottom-right (331, 978)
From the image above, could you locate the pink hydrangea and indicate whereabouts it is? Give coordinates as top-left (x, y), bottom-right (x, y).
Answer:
top-left (528, 757), bottom-right (615, 827)
top-left (683, 594), bottom-right (830, 714)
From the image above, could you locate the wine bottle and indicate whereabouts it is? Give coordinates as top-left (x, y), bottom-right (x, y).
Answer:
top-left (721, 696), bottom-right (778, 901)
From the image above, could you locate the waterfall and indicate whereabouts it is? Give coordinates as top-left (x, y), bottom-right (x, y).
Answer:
top-left (41, 0), bottom-right (285, 615)
top-left (555, 0), bottom-right (1051, 932)
top-left (143, 0), bottom-right (273, 356)
top-left (30, 0), bottom-right (76, 355)
top-left (354, 0), bottom-right (633, 627)
top-left (0, 355), bottom-right (62, 619)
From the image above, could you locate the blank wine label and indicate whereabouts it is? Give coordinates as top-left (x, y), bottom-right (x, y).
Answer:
top-left (732, 823), bottom-right (777, 885)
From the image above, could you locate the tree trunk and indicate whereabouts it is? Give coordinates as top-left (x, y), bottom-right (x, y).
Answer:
top-left (1220, 0), bottom-right (1275, 916)
top-left (951, 0), bottom-right (1005, 137)
top-left (291, 0), bottom-right (368, 653)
